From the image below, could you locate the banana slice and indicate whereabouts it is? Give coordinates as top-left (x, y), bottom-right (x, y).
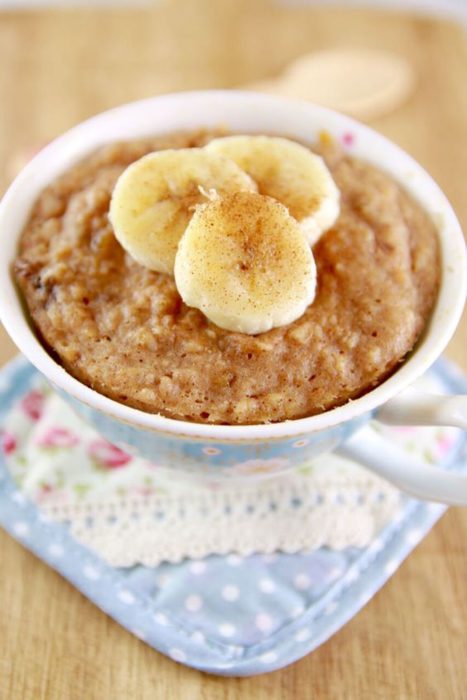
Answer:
top-left (109, 148), bottom-right (257, 274)
top-left (205, 135), bottom-right (339, 245)
top-left (174, 191), bottom-right (317, 335)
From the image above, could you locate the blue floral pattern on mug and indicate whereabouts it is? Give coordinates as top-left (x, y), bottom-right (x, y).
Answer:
top-left (53, 387), bottom-right (369, 480)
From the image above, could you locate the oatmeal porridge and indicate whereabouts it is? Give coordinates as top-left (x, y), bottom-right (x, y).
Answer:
top-left (14, 130), bottom-right (439, 424)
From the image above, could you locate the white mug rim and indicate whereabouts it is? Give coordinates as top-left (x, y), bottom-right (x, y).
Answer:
top-left (0, 90), bottom-right (465, 440)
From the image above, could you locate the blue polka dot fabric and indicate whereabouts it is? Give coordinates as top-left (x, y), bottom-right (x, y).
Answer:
top-left (1, 357), bottom-right (466, 676)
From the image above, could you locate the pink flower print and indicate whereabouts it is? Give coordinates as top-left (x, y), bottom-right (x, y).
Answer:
top-left (36, 482), bottom-right (54, 501)
top-left (88, 439), bottom-right (132, 469)
top-left (20, 390), bottom-right (45, 421)
top-left (342, 131), bottom-right (355, 147)
top-left (37, 427), bottom-right (79, 449)
top-left (436, 433), bottom-right (457, 458)
top-left (1, 431), bottom-right (17, 455)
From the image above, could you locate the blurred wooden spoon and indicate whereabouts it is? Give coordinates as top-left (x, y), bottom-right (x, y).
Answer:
top-left (246, 47), bottom-right (416, 120)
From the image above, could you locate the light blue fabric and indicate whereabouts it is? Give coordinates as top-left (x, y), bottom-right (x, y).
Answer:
top-left (0, 357), bottom-right (466, 676)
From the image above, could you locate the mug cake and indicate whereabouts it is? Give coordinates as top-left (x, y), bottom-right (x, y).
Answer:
top-left (14, 130), bottom-right (439, 425)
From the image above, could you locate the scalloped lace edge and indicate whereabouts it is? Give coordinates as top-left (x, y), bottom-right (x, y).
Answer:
top-left (41, 476), bottom-right (402, 566)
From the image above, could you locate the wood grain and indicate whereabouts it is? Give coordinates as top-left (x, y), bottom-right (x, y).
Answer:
top-left (0, 3), bottom-right (466, 698)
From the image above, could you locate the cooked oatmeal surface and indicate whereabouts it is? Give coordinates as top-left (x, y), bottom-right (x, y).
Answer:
top-left (15, 130), bottom-right (439, 424)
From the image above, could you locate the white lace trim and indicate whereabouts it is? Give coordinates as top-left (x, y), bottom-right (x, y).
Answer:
top-left (6, 374), bottom-right (457, 568)
top-left (42, 475), bottom-right (402, 566)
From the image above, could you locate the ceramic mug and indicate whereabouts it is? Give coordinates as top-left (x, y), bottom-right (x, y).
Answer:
top-left (0, 91), bottom-right (466, 503)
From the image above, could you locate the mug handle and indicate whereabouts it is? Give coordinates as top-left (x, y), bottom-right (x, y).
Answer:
top-left (336, 390), bottom-right (467, 506)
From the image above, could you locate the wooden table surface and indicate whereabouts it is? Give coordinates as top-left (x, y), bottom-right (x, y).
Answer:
top-left (1, 2), bottom-right (466, 698)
